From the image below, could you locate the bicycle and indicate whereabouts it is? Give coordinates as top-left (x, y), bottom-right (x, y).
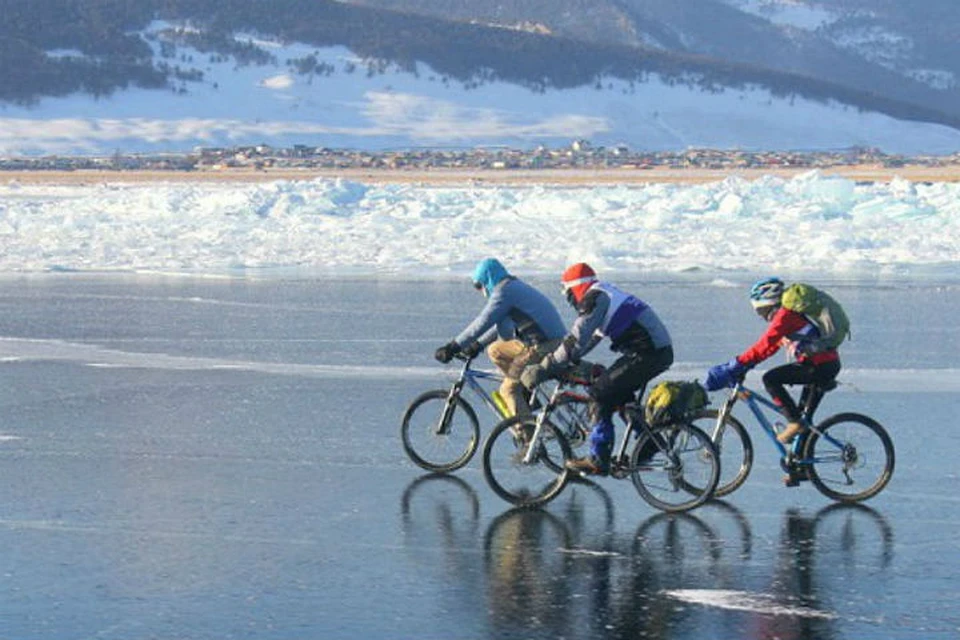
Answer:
top-left (400, 354), bottom-right (591, 473)
top-left (688, 375), bottom-right (894, 502)
top-left (481, 371), bottom-right (720, 513)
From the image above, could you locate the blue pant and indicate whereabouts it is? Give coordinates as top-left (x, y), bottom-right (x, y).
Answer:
top-left (588, 418), bottom-right (615, 462)
top-left (587, 346), bottom-right (674, 462)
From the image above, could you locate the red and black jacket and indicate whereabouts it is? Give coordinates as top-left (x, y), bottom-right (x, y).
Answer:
top-left (737, 307), bottom-right (840, 368)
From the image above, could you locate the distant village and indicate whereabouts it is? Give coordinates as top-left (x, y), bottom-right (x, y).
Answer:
top-left (2, 141), bottom-right (959, 173)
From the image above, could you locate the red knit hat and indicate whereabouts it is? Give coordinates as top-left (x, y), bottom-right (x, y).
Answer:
top-left (561, 262), bottom-right (598, 304)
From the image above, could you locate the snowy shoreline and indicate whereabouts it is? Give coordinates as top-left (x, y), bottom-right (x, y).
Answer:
top-left (4, 164), bottom-right (960, 186)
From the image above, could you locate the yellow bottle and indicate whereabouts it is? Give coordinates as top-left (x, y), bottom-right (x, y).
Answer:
top-left (491, 390), bottom-right (512, 418)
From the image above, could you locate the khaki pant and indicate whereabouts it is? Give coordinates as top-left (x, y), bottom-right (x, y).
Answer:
top-left (487, 338), bottom-right (560, 418)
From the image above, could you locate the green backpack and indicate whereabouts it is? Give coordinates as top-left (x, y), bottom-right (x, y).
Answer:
top-left (781, 283), bottom-right (850, 351)
top-left (645, 380), bottom-right (710, 425)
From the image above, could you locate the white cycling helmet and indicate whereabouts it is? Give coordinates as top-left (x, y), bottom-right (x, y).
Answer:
top-left (749, 277), bottom-right (784, 308)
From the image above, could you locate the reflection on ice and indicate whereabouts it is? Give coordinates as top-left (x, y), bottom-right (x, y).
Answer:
top-left (403, 470), bottom-right (897, 639)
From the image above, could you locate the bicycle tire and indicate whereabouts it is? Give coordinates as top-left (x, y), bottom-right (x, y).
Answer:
top-left (400, 390), bottom-right (480, 473)
top-left (687, 409), bottom-right (754, 498)
top-left (629, 423), bottom-right (719, 513)
top-left (482, 416), bottom-right (571, 508)
top-left (802, 412), bottom-right (895, 503)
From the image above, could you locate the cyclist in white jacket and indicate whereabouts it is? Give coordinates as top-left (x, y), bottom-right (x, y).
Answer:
top-left (523, 262), bottom-right (673, 475)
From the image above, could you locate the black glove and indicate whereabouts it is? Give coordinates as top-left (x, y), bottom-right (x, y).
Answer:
top-left (461, 341), bottom-right (483, 359)
top-left (434, 341), bottom-right (460, 363)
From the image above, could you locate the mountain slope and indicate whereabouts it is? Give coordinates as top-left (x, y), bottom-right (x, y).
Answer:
top-left (1, 0), bottom-right (959, 155)
top-left (342, 0), bottom-right (960, 119)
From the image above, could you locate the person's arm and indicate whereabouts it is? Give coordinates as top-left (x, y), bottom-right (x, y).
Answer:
top-left (737, 308), bottom-right (809, 367)
top-left (454, 289), bottom-right (509, 347)
top-left (550, 292), bottom-right (609, 366)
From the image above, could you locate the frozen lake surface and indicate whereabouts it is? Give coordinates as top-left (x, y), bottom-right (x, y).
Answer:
top-left (0, 275), bottom-right (958, 639)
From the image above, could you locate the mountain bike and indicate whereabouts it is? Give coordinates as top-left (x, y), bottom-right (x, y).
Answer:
top-left (688, 376), bottom-right (894, 502)
top-left (400, 354), bottom-right (590, 473)
top-left (481, 371), bottom-right (720, 512)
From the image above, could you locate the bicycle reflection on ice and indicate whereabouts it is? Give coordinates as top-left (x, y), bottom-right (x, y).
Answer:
top-left (399, 474), bottom-right (894, 639)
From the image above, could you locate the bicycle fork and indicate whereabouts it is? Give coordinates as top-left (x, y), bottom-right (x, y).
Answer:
top-left (520, 412), bottom-right (549, 464)
top-left (521, 386), bottom-right (564, 464)
top-left (436, 380), bottom-right (465, 436)
top-left (711, 397), bottom-right (737, 444)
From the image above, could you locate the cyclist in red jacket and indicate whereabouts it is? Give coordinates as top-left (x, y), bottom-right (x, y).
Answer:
top-left (705, 277), bottom-right (842, 446)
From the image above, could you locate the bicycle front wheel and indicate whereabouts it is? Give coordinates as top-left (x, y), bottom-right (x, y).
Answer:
top-left (688, 409), bottom-right (753, 498)
top-left (400, 390), bottom-right (480, 473)
top-left (803, 413), bottom-right (895, 503)
top-left (629, 423), bottom-right (719, 513)
top-left (482, 417), bottom-right (571, 508)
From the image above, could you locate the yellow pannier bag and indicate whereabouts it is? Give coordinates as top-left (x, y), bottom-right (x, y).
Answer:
top-left (645, 380), bottom-right (709, 425)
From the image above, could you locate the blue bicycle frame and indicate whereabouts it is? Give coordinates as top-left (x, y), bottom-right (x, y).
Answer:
top-left (717, 380), bottom-right (847, 465)
top-left (449, 352), bottom-right (566, 415)
top-left (453, 356), bottom-right (506, 417)
top-left (434, 355), bottom-right (508, 435)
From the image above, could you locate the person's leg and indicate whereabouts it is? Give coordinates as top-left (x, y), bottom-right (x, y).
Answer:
top-left (800, 360), bottom-right (840, 421)
top-left (765, 360), bottom-right (842, 484)
top-left (487, 339), bottom-right (525, 373)
top-left (763, 362), bottom-right (819, 443)
top-left (486, 339), bottom-right (527, 417)
top-left (584, 417), bottom-right (613, 462)
top-left (566, 364), bottom-right (630, 475)
top-left (569, 348), bottom-right (673, 473)
top-left (502, 339), bottom-right (563, 418)
top-left (800, 360), bottom-right (842, 420)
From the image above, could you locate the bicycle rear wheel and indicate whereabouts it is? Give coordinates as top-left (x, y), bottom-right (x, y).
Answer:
top-left (803, 412), bottom-right (895, 503)
top-left (400, 390), bottom-right (480, 473)
top-left (629, 423), bottom-right (719, 513)
top-left (482, 417), bottom-right (571, 508)
top-left (687, 409), bottom-right (753, 498)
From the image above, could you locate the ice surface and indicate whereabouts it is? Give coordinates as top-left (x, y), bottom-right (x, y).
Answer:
top-left (0, 271), bottom-right (956, 639)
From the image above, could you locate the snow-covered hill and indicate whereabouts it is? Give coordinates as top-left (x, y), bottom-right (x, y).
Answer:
top-left (344, 0), bottom-right (960, 119)
top-left (722, 0), bottom-right (957, 89)
top-left (2, 22), bottom-right (960, 156)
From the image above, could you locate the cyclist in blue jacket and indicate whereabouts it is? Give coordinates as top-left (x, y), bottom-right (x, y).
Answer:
top-left (435, 258), bottom-right (566, 419)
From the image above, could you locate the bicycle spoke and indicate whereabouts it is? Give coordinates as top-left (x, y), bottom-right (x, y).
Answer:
top-left (483, 418), bottom-right (570, 507)
top-left (401, 391), bottom-right (479, 473)
top-left (687, 409), bottom-right (753, 498)
top-left (630, 424), bottom-right (719, 513)
top-left (804, 413), bottom-right (894, 503)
